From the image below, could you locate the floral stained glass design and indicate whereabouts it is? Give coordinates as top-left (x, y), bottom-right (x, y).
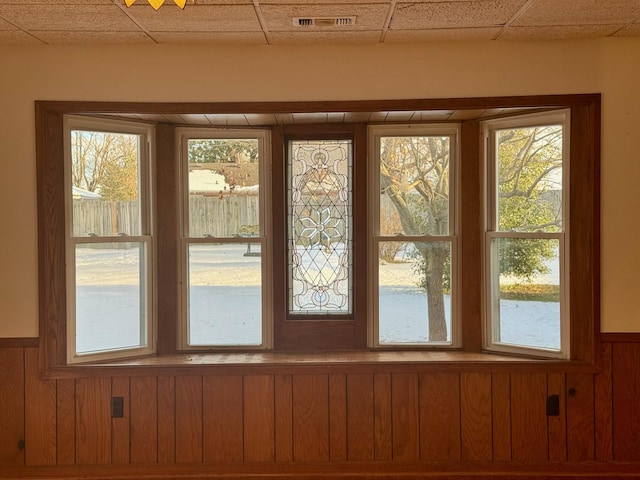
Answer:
top-left (288, 140), bottom-right (352, 315)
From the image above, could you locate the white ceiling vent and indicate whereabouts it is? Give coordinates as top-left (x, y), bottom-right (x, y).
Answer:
top-left (294, 16), bottom-right (356, 27)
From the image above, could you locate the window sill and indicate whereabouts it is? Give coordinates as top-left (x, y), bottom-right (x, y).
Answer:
top-left (42, 350), bottom-right (597, 378)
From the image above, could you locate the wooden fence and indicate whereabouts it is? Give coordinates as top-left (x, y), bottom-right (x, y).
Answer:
top-left (73, 195), bottom-right (260, 239)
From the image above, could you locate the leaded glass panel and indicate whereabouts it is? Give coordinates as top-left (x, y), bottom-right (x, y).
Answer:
top-left (287, 140), bottom-right (352, 315)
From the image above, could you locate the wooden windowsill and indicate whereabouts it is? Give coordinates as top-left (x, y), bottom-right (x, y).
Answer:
top-left (42, 350), bottom-right (598, 378)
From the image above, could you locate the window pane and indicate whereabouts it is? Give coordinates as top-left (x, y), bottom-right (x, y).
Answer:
top-left (496, 125), bottom-right (563, 233)
top-left (288, 140), bottom-right (352, 315)
top-left (187, 243), bottom-right (262, 346)
top-left (379, 136), bottom-right (450, 236)
top-left (490, 237), bottom-right (560, 350)
top-left (187, 138), bottom-right (260, 238)
top-left (378, 241), bottom-right (452, 344)
top-left (75, 243), bottom-right (146, 354)
top-left (70, 130), bottom-right (141, 237)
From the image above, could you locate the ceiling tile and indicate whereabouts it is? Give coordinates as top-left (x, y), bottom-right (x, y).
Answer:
top-left (260, 3), bottom-right (389, 31)
top-left (36, 31), bottom-right (155, 45)
top-left (150, 31), bottom-right (267, 43)
top-left (0, 5), bottom-right (138, 31)
top-left (0, 1), bottom-right (114, 4)
top-left (126, 4), bottom-right (261, 32)
top-left (269, 30), bottom-right (381, 44)
top-left (500, 24), bottom-right (621, 40)
top-left (260, 0), bottom-right (388, 3)
top-left (391, 0), bottom-right (528, 29)
top-left (187, 0), bottom-right (253, 4)
top-left (0, 16), bottom-right (15, 30)
top-left (0, 30), bottom-right (43, 44)
top-left (614, 23), bottom-right (640, 36)
top-left (385, 27), bottom-right (500, 42)
top-left (514, 0), bottom-right (640, 26)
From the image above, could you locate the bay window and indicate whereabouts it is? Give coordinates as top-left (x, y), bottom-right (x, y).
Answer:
top-left (36, 95), bottom-right (599, 371)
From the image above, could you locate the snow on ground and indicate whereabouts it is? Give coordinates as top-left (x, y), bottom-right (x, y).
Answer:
top-left (74, 244), bottom-right (560, 353)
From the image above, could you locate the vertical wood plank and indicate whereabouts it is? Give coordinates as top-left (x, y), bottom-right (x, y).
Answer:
top-left (346, 373), bottom-right (374, 461)
top-left (56, 379), bottom-right (75, 465)
top-left (155, 123), bottom-right (178, 355)
top-left (373, 373), bottom-right (392, 461)
top-left (175, 376), bottom-right (202, 463)
top-left (157, 376), bottom-right (175, 463)
top-left (244, 375), bottom-right (275, 462)
top-left (460, 372), bottom-right (492, 461)
top-left (492, 373), bottom-right (511, 461)
top-left (595, 342), bottom-right (613, 461)
top-left (566, 373), bottom-right (595, 460)
top-left (24, 347), bottom-right (56, 465)
top-left (460, 119), bottom-right (483, 352)
top-left (328, 374), bottom-right (347, 461)
top-left (75, 377), bottom-right (111, 465)
top-left (130, 376), bottom-right (158, 464)
top-left (292, 374), bottom-right (329, 461)
top-left (613, 343), bottom-right (640, 460)
top-left (392, 373), bottom-right (419, 461)
top-left (419, 373), bottom-right (461, 461)
top-left (274, 374), bottom-right (293, 462)
top-left (510, 373), bottom-right (548, 461)
top-left (547, 373), bottom-right (567, 461)
top-left (0, 348), bottom-right (25, 466)
top-left (203, 376), bottom-right (243, 462)
top-left (111, 377), bottom-right (130, 465)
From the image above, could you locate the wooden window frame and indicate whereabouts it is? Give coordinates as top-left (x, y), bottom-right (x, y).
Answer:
top-left (272, 124), bottom-right (368, 350)
top-left (63, 115), bottom-right (156, 364)
top-left (482, 110), bottom-right (572, 358)
top-left (35, 94), bottom-right (600, 375)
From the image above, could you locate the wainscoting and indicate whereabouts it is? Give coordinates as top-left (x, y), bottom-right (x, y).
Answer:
top-left (1, 342), bottom-right (639, 479)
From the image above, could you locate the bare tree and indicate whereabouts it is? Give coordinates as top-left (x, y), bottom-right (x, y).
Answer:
top-left (379, 136), bottom-right (450, 341)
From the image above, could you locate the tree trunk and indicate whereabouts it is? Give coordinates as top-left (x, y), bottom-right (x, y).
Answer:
top-left (424, 243), bottom-right (448, 342)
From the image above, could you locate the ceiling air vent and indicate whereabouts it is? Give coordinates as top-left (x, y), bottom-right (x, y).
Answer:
top-left (294, 16), bottom-right (356, 27)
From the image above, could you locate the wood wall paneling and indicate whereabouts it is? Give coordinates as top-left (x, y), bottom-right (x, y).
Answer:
top-left (157, 376), bottom-right (175, 463)
top-left (110, 377), bottom-right (130, 465)
top-left (203, 375), bottom-right (243, 462)
top-left (328, 374), bottom-right (347, 461)
top-left (346, 374), bottom-right (374, 461)
top-left (595, 342), bottom-right (613, 461)
top-left (174, 376), bottom-right (203, 463)
top-left (510, 373), bottom-right (548, 461)
top-left (274, 374), bottom-right (293, 462)
top-left (75, 377), bottom-right (111, 465)
top-left (130, 376), bottom-right (158, 464)
top-left (24, 347), bottom-right (56, 466)
top-left (5, 338), bottom-right (640, 477)
top-left (243, 375), bottom-right (275, 462)
top-left (0, 348), bottom-right (25, 466)
top-left (566, 373), bottom-right (595, 461)
top-left (55, 378), bottom-right (76, 465)
top-left (546, 373), bottom-right (567, 461)
top-left (419, 373), bottom-right (461, 461)
top-left (460, 373), bottom-right (492, 461)
top-left (392, 373), bottom-right (419, 461)
top-left (491, 373), bottom-right (511, 461)
top-left (292, 375), bottom-right (330, 461)
top-left (373, 373), bottom-right (392, 461)
top-left (612, 343), bottom-right (640, 461)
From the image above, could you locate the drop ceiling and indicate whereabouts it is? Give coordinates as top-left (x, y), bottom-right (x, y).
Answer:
top-left (0, 0), bottom-right (639, 46)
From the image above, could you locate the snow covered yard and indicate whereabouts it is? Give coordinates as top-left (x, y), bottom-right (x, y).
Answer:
top-left (74, 244), bottom-right (560, 353)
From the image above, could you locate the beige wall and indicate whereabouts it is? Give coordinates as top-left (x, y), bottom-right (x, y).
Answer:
top-left (0, 38), bottom-right (637, 337)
